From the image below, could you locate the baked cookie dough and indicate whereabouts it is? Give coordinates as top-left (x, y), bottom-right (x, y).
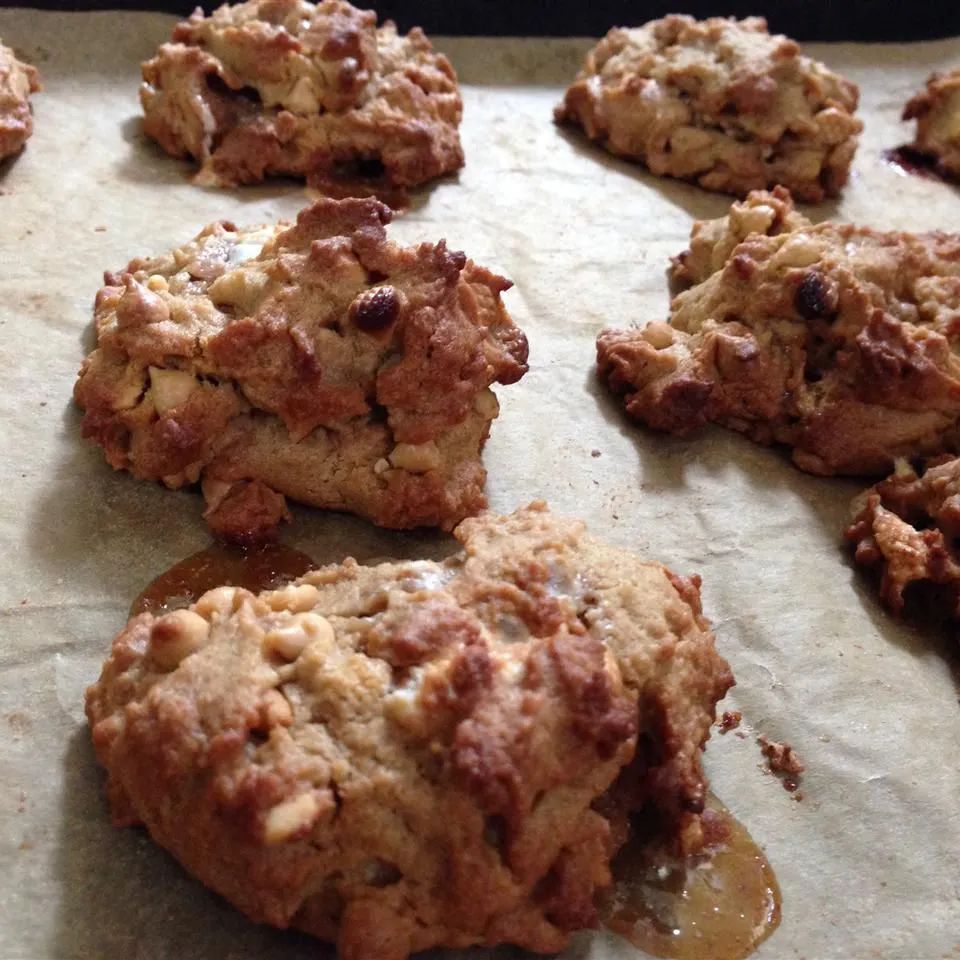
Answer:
top-left (0, 40), bottom-right (40, 161)
top-left (846, 457), bottom-right (960, 617)
top-left (86, 502), bottom-right (733, 960)
top-left (140, 0), bottom-right (463, 191)
top-left (597, 187), bottom-right (960, 476)
top-left (903, 69), bottom-right (960, 180)
top-left (556, 15), bottom-right (861, 202)
top-left (74, 197), bottom-right (528, 539)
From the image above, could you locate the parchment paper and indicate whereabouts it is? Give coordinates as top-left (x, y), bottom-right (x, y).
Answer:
top-left (1, 10), bottom-right (959, 958)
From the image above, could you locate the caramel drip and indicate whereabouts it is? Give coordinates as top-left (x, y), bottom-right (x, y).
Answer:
top-left (131, 542), bottom-right (317, 616)
top-left (601, 794), bottom-right (781, 960)
top-left (881, 146), bottom-right (946, 182)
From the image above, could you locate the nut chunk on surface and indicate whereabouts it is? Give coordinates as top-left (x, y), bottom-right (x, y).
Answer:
top-left (846, 457), bottom-right (960, 618)
top-left (86, 502), bottom-right (733, 960)
top-left (140, 0), bottom-right (464, 191)
top-left (0, 40), bottom-right (41, 161)
top-left (597, 187), bottom-right (960, 477)
top-left (903, 69), bottom-right (960, 181)
top-left (73, 197), bottom-right (528, 539)
top-left (556, 15), bottom-right (861, 202)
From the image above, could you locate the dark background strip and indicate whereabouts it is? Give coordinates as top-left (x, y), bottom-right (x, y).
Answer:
top-left (5, 0), bottom-right (960, 41)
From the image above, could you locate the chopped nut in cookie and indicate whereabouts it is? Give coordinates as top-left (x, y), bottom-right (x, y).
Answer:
top-left (74, 197), bottom-right (528, 539)
top-left (556, 16), bottom-right (861, 201)
top-left (597, 187), bottom-right (960, 477)
top-left (85, 502), bottom-right (733, 959)
top-left (139, 0), bottom-right (464, 194)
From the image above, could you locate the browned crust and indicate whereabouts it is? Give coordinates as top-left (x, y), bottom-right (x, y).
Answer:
top-left (73, 197), bottom-right (528, 537)
top-left (903, 69), bottom-right (960, 180)
top-left (139, 0), bottom-right (463, 191)
top-left (0, 40), bottom-right (41, 160)
top-left (556, 15), bottom-right (861, 201)
top-left (85, 502), bottom-right (733, 959)
top-left (597, 188), bottom-right (960, 476)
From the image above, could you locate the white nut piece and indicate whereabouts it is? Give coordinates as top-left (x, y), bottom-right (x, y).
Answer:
top-left (641, 322), bottom-right (674, 349)
top-left (111, 364), bottom-right (147, 411)
top-left (207, 267), bottom-right (269, 313)
top-left (149, 366), bottom-right (197, 415)
top-left (389, 441), bottom-right (442, 473)
top-left (263, 792), bottom-right (322, 845)
top-left (263, 612), bottom-right (335, 661)
top-left (286, 75), bottom-right (320, 114)
top-left (731, 202), bottom-right (776, 238)
top-left (265, 583), bottom-right (319, 614)
top-left (774, 235), bottom-right (822, 269)
top-left (473, 388), bottom-right (499, 420)
top-left (373, 457), bottom-right (390, 476)
top-left (194, 586), bottom-right (241, 619)
top-left (148, 609), bottom-right (210, 671)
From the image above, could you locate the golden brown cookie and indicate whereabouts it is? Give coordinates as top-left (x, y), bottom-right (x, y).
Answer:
top-left (74, 197), bottom-right (528, 539)
top-left (0, 39), bottom-right (40, 161)
top-left (597, 187), bottom-right (960, 476)
top-left (903, 69), bottom-right (960, 181)
top-left (556, 15), bottom-right (861, 202)
top-left (140, 0), bottom-right (463, 192)
top-left (846, 457), bottom-right (960, 617)
top-left (86, 502), bottom-right (733, 960)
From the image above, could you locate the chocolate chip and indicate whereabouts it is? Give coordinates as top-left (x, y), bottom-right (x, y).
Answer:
top-left (795, 271), bottom-right (837, 320)
top-left (351, 286), bottom-right (399, 333)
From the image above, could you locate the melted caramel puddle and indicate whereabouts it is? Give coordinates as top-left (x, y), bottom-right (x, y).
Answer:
top-left (601, 795), bottom-right (781, 960)
top-left (131, 542), bottom-right (317, 616)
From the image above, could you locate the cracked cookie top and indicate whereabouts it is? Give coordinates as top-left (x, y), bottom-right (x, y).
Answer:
top-left (86, 502), bottom-right (732, 960)
top-left (74, 197), bottom-right (528, 533)
top-left (140, 0), bottom-right (464, 191)
top-left (598, 187), bottom-right (960, 475)
top-left (556, 15), bottom-right (861, 200)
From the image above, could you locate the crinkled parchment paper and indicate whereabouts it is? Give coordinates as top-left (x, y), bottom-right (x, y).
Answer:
top-left (1, 10), bottom-right (959, 958)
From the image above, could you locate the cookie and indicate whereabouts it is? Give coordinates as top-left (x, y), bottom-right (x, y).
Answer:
top-left (0, 40), bottom-right (40, 161)
top-left (846, 457), bottom-right (960, 617)
top-left (597, 187), bottom-right (960, 476)
top-left (140, 0), bottom-right (463, 192)
top-left (86, 502), bottom-right (733, 960)
top-left (903, 69), bottom-right (960, 180)
top-left (74, 197), bottom-right (528, 539)
top-left (556, 15), bottom-right (861, 202)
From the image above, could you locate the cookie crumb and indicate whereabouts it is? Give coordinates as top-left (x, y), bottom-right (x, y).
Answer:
top-left (717, 709), bottom-right (741, 733)
top-left (590, 449), bottom-right (601, 458)
top-left (758, 734), bottom-right (804, 792)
